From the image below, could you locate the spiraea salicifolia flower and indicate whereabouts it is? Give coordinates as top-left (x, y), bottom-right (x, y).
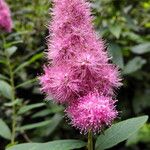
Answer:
top-left (39, 0), bottom-right (122, 133)
top-left (66, 92), bottom-right (118, 133)
top-left (0, 0), bottom-right (12, 32)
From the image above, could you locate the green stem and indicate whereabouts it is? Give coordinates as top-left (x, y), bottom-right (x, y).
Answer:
top-left (88, 130), bottom-right (93, 150)
top-left (2, 35), bottom-right (17, 144)
top-left (9, 57), bottom-right (16, 145)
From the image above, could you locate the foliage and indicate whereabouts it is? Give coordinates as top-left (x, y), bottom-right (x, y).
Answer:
top-left (95, 116), bottom-right (148, 150)
top-left (6, 140), bottom-right (86, 150)
top-left (0, 0), bottom-right (150, 150)
top-left (4, 116), bottom-right (149, 150)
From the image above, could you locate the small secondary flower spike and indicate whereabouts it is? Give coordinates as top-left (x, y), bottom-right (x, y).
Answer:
top-left (0, 0), bottom-right (13, 32)
top-left (39, 0), bottom-right (122, 133)
top-left (66, 92), bottom-right (118, 133)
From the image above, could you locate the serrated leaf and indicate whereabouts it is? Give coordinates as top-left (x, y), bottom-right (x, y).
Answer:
top-left (0, 80), bottom-right (12, 99)
top-left (131, 43), bottom-right (150, 54)
top-left (18, 103), bottom-right (45, 114)
top-left (108, 43), bottom-right (124, 69)
top-left (0, 119), bottom-right (11, 140)
top-left (6, 140), bottom-right (86, 150)
top-left (95, 116), bottom-right (148, 150)
top-left (123, 57), bottom-right (146, 75)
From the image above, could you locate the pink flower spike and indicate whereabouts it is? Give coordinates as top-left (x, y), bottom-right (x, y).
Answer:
top-left (0, 0), bottom-right (13, 33)
top-left (66, 92), bottom-right (118, 134)
top-left (47, 0), bottom-right (109, 65)
top-left (39, 0), bottom-right (122, 134)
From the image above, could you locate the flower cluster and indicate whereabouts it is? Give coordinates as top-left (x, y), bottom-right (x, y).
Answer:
top-left (0, 0), bottom-right (12, 32)
top-left (39, 0), bottom-right (122, 133)
top-left (66, 92), bottom-right (118, 133)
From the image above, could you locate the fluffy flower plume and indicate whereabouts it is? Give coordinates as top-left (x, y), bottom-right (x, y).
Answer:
top-left (39, 0), bottom-right (122, 133)
top-left (0, 0), bottom-right (12, 32)
top-left (48, 0), bottom-right (108, 65)
top-left (66, 92), bottom-right (118, 133)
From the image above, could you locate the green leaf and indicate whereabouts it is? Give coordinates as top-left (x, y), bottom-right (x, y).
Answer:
top-left (32, 106), bottom-right (63, 118)
top-left (123, 15), bottom-right (139, 31)
top-left (5, 40), bottom-right (23, 48)
top-left (123, 57), bottom-right (146, 75)
top-left (131, 43), bottom-right (150, 54)
top-left (6, 46), bottom-right (17, 57)
top-left (0, 74), bottom-right (9, 81)
top-left (17, 120), bottom-right (52, 131)
top-left (37, 114), bottom-right (63, 136)
top-left (0, 119), bottom-right (11, 140)
top-left (108, 43), bottom-right (124, 69)
top-left (109, 25), bottom-right (122, 39)
top-left (4, 99), bottom-right (21, 107)
top-left (95, 116), bottom-right (148, 150)
top-left (14, 53), bottom-right (43, 74)
top-left (125, 131), bottom-right (139, 146)
top-left (0, 80), bottom-right (12, 99)
top-left (18, 103), bottom-right (45, 114)
top-left (0, 59), bottom-right (7, 65)
top-left (16, 78), bottom-right (37, 89)
top-left (123, 32), bottom-right (144, 43)
top-left (28, 53), bottom-right (43, 64)
top-left (126, 124), bottom-right (150, 146)
top-left (32, 109), bottom-right (52, 118)
top-left (43, 114), bottom-right (62, 135)
top-left (13, 62), bottom-right (29, 74)
top-left (6, 140), bottom-right (86, 150)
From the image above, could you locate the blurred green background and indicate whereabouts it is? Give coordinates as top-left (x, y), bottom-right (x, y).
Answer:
top-left (0, 0), bottom-right (150, 149)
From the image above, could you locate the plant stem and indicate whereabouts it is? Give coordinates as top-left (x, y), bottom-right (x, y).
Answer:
top-left (8, 56), bottom-right (16, 145)
top-left (2, 35), bottom-right (17, 144)
top-left (88, 130), bottom-right (93, 150)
